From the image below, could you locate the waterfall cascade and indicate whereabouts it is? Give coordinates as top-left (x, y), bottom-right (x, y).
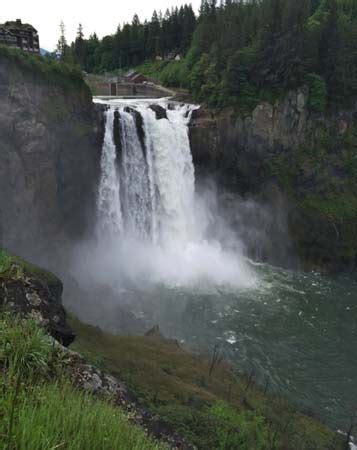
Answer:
top-left (96, 98), bottom-right (255, 287)
top-left (98, 100), bottom-right (197, 244)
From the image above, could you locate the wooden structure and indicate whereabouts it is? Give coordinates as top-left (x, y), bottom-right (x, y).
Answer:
top-left (124, 71), bottom-right (148, 84)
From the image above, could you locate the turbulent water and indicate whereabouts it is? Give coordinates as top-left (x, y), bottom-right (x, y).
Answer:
top-left (140, 267), bottom-right (357, 432)
top-left (95, 98), bottom-right (255, 287)
top-left (85, 98), bottom-right (357, 438)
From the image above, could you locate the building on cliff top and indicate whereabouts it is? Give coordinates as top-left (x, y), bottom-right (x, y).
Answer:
top-left (0, 19), bottom-right (39, 53)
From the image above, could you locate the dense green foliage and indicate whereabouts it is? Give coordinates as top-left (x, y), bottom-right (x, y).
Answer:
top-left (69, 5), bottom-right (196, 73)
top-left (0, 313), bottom-right (165, 450)
top-left (70, 317), bottom-right (342, 450)
top-left (68, 0), bottom-right (357, 109)
top-left (0, 44), bottom-right (85, 90)
top-left (167, 0), bottom-right (357, 109)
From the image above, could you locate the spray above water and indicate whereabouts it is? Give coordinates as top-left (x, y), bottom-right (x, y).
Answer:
top-left (95, 98), bottom-right (256, 288)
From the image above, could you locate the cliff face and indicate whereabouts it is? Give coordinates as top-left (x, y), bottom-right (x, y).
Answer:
top-left (0, 55), bottom-right (102, 264)
top-left (189, 89), bottom-right (357, 272)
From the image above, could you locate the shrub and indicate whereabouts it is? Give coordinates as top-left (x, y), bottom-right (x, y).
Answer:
top-left (209, 402), bottom-right (269, 450)
top-left (306, 73), bottom-right (328, 112)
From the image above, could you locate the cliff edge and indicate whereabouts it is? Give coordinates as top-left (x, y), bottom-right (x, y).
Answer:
top-left (0, 48), bottom-right (102, 264)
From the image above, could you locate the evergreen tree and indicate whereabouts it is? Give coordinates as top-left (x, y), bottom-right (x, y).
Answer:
top-left (68, 0), bottom-right (357, 109)
top-left (74, 24), bottom-right (86, 68)
top-left (57, 21), bottom-right (68, 59)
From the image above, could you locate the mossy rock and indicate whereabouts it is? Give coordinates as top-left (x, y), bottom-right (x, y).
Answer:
top-left (0, 248), bottom-right (59, 286)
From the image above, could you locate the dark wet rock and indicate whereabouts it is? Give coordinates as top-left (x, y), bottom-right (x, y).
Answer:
top-left (150, 104), bottom-right (168, 120)
top-left (124, 106), bottom-right (146, 158)
top-left (145, 325), bottom-right (165, 339)
top-left (113, 109), bottom-right (122, 157)
top-left (0, 264), bottom-right (74, 346)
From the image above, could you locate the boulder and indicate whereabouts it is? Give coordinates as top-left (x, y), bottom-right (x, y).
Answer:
top-left (149, 104), bottom-right (168, 120)
top-left (0, 255), bottom-right (74, 346)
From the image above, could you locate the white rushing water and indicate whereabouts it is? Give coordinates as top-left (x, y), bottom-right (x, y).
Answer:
top-left (97, 108), bottom-right (123, 235)
top-left (96, 98), bottom-right (256, 288)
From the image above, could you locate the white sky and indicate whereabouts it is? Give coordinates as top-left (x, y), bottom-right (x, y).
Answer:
top-left (1, 0), bottom-right (201, 51)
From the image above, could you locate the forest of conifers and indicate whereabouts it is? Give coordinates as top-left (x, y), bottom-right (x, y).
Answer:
top-left (68, 0), bottom-right (357, 109)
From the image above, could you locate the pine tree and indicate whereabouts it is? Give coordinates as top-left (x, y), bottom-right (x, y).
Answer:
top-left (56, 21), bottom-right (67, 59)
top-left (74, 23), bottom-right (86, 67)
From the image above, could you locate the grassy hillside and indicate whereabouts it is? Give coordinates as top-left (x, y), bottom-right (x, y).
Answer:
top-left (70, 317), bottom-right (344, 450)
top-left (0, 313), bottom-right (166, 450)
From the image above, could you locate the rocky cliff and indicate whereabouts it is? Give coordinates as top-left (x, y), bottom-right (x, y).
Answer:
top-left (0, 249), bottom-right (74, 345)
top-left (189, 88), bottom-right (357, 272)
top-left (0, 52), bottom-right (102, 265)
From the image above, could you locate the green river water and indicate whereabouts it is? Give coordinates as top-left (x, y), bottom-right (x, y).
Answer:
top-left (138, 264), bottom-right (357, 431)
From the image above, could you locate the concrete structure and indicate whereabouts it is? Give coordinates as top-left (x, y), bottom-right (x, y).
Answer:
top-left (0, 19), bottom-right (39, 53)
top-left (85, 74), bottom-right (174, 98)
top-left (107, 82), bottom-right (173, 98)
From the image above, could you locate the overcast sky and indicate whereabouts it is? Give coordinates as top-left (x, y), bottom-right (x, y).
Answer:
top-left (1, 0), bottom-right (201, 51)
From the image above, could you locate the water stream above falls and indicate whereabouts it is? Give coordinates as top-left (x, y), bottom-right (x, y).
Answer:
top-left (84, 98), bottom-right (357, 432)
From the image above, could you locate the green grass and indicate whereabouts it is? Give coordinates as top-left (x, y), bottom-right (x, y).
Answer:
top-left (69, 317), bottom-right (343, 450)
top-left (0, 313), bottom-right (166, 450)
top-left (0, 313), bottom-right (52, 377)
top-left (0, 381), bottom-right (164, 450)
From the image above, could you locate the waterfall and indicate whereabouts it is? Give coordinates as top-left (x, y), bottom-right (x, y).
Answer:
top-left (97, 108), bottom-right (123, 235)
top-left (98, 100), bottom-right (197, 245)
top-left (95, 98), bottom-right (256, 288)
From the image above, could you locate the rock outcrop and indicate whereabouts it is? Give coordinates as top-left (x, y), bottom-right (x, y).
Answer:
top-left (189, 89), bottom-right (357, 272)
top-left (149, 104), bottom-right (168, 120)
top-left (0, 253), bottom-right (74, 345)
top-left (0, 54), bottom-right (102, 264)
top-left (190, 87), bottom-right (312, 188)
